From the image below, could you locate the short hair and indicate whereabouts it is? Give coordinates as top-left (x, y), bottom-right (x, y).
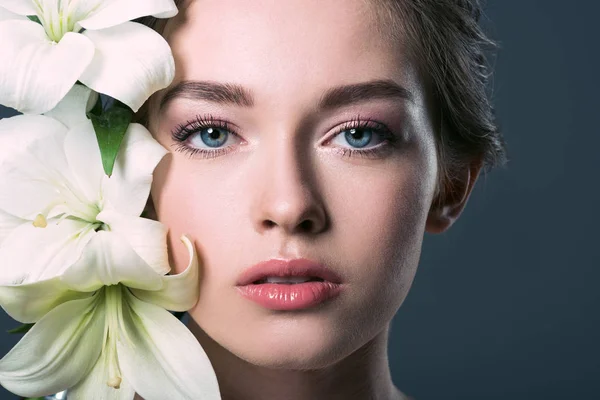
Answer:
top-left (139, 0), bottom-right (507, 207)
top-left (371, 0), bottom-right (507, 207)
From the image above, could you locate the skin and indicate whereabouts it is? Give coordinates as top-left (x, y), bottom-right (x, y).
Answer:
top-left (144, 0), bottom-right (482, 399)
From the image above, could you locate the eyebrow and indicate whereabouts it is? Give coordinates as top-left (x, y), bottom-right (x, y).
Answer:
top-left (159, 79), bottom-right (412, 111)
top-left (160, 81), bottom-right (254, 110)
top-left (318, 79), bottom-right (414, 109)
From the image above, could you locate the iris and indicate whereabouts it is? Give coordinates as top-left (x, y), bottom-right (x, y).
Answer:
top-left (344, 128), bottom-right (373, 148)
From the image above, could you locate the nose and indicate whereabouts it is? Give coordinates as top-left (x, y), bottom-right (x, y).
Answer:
top-left (250, 139), bottom-right (327, 236)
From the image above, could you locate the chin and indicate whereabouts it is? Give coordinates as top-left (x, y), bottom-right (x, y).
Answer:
top-left (199, 311), bottom-right (358, 370)
top-left (232, 336), bottom-right (350, 371)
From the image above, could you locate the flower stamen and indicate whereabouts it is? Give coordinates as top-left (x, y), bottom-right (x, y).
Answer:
top-left (32, 214), bottom-right (47, 228)
top-left (106, 332), bottom-right (122, 389)
top-left (107, 376), bottom-right (122, 389)
top-left (105, 285), bottom-right (124, 389)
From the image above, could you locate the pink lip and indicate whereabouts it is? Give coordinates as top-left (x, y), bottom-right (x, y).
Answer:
top-left (235, 258), bottom-right (342, 286)
top-left (235, 259), bottom-right (344, 311)
top-left (236, 282), bottom-right (342, 311)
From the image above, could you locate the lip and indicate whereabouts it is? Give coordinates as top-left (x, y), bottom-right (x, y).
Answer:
top-left (235, 258), bottom-right (344, 311)
top-left (235, 258), bottom-right (342, 286)
top-left (236, 282), bottom-right (342, 311)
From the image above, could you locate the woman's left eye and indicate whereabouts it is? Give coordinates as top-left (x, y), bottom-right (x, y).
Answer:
top-left (324, 120), bottom-right (398, 159)
top-left (329, 127), bottom-right (386, 149)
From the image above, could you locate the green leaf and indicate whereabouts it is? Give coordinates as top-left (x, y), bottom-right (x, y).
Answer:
top-left (27, 15), bottom-right (42, 25)
top-left (88, 100), bottom-right (133, 177)
top-left (7, 323), bottom-right (34, 334)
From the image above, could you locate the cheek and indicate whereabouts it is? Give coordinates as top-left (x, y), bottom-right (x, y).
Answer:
top-left (150, 153), bottom-right (249, 276)
top-left (151, 155), bottom-right (213, 273)
top-left (329, 153), bottom-right (434, 261)
top-left (324, 153), bottom-right (437, 318)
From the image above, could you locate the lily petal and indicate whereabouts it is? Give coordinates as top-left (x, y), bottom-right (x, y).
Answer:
top-left (0, 121), bottom-right (98, 221)
top-left (0, 295), bottom-right (105, 398)
top-left (0, 121), bottom-right (71, 220)
top-left (67, 350), bottom-right (135, 400)
top-left (0, 209), bottom-right (24, 246)
top-left (52, 0), bottom-right (105, 30)
top-left (44, 84), bottom-right (98, 130)
top-left (0, 277), bottom-right (92, 323)
top-left (0, 218), bottom-right (95, 284)
top-left (62, 231), bottom-right (163, 292)
top-left (0, 5), bottom-right (27, 20)
top-left (0, 1), bottom-right (35, 16)
top-left (0, 115), bottom-right (66, 169)
top-left (0, 20), bottom-right (95, 114)
top-left (78, 0), bottom-right (178, 30)
top-left (79, 22), bottom-right (175, 112)
top-left (63, 120), bottom-right (104, 206)
top-left (102, 123), bottom-right (167, 217)
top-left (96, 210), bottom-right (169, 275)
top-left (118, 294), bottom-right (221, 400)
top-left (131, 236), bottom-right (199, 312)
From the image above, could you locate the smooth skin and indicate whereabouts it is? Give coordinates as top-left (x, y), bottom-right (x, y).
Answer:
top-left (144, 0), bottom-right (482, 399)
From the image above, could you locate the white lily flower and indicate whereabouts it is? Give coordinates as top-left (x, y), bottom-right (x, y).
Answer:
top-left (0, 234), bottom-right (222, 400)
top-left (0, 86), bottom-right (169, 284)
top-left (0, 0), bottom-right (177, 114)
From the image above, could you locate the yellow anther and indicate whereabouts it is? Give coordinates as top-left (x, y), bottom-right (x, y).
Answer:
top-left (107, 376), bottom-right (122, 389)
top-left (32, 214), bottom-right (47, 228)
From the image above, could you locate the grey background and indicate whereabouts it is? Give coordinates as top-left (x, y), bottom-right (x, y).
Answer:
top-left (0, 1), bottom-right (598, 399)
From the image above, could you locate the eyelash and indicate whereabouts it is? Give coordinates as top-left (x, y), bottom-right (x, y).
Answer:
top-left (171, 114), bottom-right (399, 159)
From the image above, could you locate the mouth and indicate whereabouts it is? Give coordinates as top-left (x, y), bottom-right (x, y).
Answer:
top-left (236, 258), bottom-right (342, 287)
top-left (236, 261), bottom-right (343, 311)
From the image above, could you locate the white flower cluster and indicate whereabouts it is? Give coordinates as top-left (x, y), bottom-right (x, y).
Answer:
top-left (0, 1), bottom-right (221, 399)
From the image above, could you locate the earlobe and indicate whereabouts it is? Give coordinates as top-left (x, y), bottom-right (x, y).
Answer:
top-left (425, 158), bottom-right (483, 234)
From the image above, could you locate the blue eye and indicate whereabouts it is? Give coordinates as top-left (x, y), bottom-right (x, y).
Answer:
top-left (192, 127), bottom-right (229, 148)
top-left (325, 119), bottom-right (400, 159)
top-left (342, 128), bottom-right (374, 148)
top-left (330, 126), bottom-right (387, 149)
top-left (171, 115), bottom-right (242, 158)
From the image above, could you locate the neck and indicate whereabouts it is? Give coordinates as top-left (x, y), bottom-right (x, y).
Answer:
top-left (187, 319), bottom-right (407, 400)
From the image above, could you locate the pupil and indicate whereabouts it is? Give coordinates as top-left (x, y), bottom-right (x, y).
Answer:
top-left (350, 128), bottom-right (363, 139)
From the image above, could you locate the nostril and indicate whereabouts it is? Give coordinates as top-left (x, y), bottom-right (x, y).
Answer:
top-left (298, 219), bottom-right (313, 232)
top-left (259, 215), bottom-right (324, 234)
top-left (261, 219), bottom-right (313, 231)
top-left (262, 220), bottom-right (276, 229)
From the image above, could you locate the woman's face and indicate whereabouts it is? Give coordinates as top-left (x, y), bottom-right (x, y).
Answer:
top-left (149, 0), bottom-right (439, 369)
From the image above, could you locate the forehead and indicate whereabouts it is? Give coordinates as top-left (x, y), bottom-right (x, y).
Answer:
top-left (162, 0), bottom-right (420, 107)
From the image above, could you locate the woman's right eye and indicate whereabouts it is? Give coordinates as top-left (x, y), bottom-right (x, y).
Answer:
top-left (171, 116), bottom-right (242, 159)
top-left (189, 127), bottom-right (231, 149)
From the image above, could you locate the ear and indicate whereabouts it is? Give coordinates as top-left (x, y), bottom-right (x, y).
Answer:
top-left (425, 158), bottom-right (483, 234)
